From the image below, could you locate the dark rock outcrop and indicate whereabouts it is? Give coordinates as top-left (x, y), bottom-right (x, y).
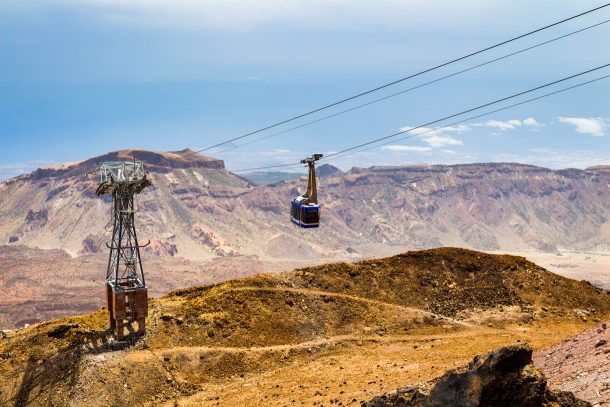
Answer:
top-left (363, 345), bottom-right (590, 407)
top-left (80, 234), bottom-right (102, 254)
top-left (25, 208), bottom-right (49, 226)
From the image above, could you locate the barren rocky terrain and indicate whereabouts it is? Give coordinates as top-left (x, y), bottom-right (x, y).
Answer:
top-left (0, 248), bottom-right (608, 406)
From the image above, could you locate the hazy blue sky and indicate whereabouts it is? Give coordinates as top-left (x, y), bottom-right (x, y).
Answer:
top-left (1, 1), bottom-right (609, 178)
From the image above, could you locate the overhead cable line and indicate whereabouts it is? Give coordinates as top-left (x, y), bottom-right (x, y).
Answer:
top-left (231, 162), bottom-right (304, 173)
top-left (324, 74), bottom-right (610, 161)
top-left (182, 3), bottom-right (610, 158)
top-left (215, 19), bottom-right (610, 155)
top-left (229, 64), bottom-right (610, 172)
top-left (323, 63), bottom-right (610, 158)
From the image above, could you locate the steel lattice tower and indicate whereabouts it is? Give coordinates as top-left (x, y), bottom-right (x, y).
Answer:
top-left (96, 161), bottom-right (151, 340)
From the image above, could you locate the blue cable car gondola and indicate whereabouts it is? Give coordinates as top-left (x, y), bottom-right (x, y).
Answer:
top-left (291, 154), bottom-right (322, 228)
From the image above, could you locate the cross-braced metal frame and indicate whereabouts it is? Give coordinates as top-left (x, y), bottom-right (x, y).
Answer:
top-left (106, 190), bottom-right (146, 290)
top-left (96, 160), bottom-right (151, 341)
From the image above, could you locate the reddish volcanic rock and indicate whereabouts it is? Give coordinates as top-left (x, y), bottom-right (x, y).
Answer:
top-left (534, 320), bottom-right (610, 405)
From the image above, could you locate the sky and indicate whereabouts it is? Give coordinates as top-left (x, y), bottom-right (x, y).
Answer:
top-left (1, 0), bottom-right (609, 179)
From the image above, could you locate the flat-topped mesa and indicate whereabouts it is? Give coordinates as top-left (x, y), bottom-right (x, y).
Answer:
top-left (19, 148), bottom-right (225, 181)
top-left (586, 165), bottom-right (610, 177)
top-left (350, 162), bottom-right (554, 175)
top-left (344, 163), bottom-right (610, 184)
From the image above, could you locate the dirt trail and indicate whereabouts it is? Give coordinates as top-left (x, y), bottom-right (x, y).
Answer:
top-left (154, 329), bottom-right (494, 357)
top-left (225, 286), bottom-right (474, 327)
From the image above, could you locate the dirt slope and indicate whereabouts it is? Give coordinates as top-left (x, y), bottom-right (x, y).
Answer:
top-left (0, 248), bottom-right (608, 406)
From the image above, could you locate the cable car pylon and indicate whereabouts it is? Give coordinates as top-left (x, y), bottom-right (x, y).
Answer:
top-left (96, 160), bottom-right (151, 341)
top-left (291, 154), bottom-right (322, 228)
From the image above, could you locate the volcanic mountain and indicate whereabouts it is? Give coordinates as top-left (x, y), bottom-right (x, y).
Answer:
top-left (0, 248), bottom-right (608, 406)
top-left (2, 148), bottom-right (610, 328)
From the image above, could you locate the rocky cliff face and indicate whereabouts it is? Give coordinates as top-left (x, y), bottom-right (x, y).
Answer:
top-left (315, 163), bottom-right (610, 253)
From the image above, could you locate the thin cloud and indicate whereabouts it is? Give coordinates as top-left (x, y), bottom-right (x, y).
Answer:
top-left (493, 148), bottom-right (610, 169)
top-left (484, 119), bottom-right (522, 131)
top-left (422, 134), bottom-right (464, 148)
top-left (558, 117), bottom-right (607, 137)
top-left (381, 145), bottom-right (432, 152)
top-left (473, 118), bottom-right (544, 131)
top-left (398, 125), bottom-right (468, 148)
top-left (440, 125), bottom-right (471, 133)
top-left (522, 117), bottom-right (543, 127)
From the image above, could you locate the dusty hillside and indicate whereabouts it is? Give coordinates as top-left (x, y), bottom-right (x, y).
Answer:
top-left (0, 248), bottom-right (608, 406)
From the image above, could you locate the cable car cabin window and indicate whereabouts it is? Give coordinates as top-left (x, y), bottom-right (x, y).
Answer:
top-left (291, 201), bottom-right (299, 220)
top-left (290, 201), bottom-right (320, 228)
top-left (302, 207), bottom-right (320, 224)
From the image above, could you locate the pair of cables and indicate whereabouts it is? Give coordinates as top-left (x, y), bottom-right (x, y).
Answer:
top-left (215, 18), bottom-right (610, 159)
top-left (174, 4), bottom-right (609, 172)
top-left (229, 65), bottom-right (610, 172)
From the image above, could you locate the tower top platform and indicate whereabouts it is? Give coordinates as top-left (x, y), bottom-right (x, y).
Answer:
top-left (95, 160), bottom-right (151, 195)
